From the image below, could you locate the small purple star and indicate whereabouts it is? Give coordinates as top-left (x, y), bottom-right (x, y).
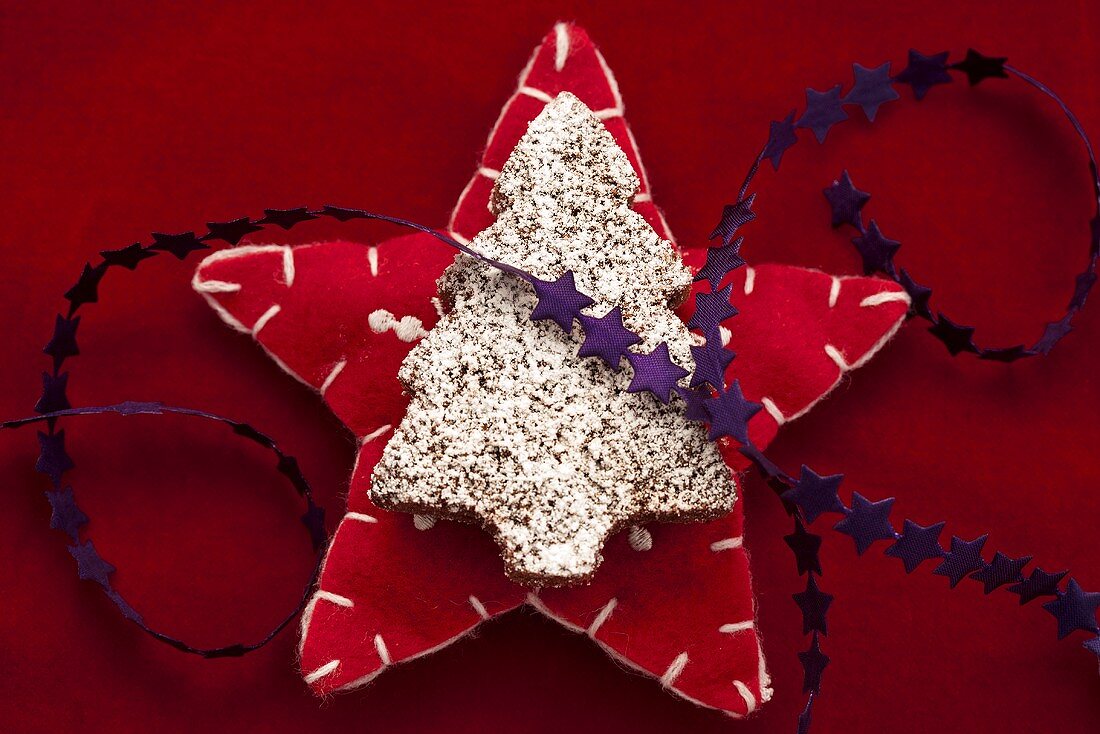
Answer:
top-left (320, 205), bottom-right (366, 222)
top-left (46, 486), bottom-right (88, 539)
top-left (796, 85), bottom-right (848, 143)
top-left (36, 430), bottom-right (75, 488)
top-left (150, 231), bottom-right (210, 260)
top-left (793, 574), bottom-right (834, 635)
top-left (43, 314), bottom-right (80, 371)
top-left (895, 49), bottom-right (952, 101)
top-left (276, 454), bottom-right (310, 497)
top-left (34, 371), bottom-right (71, 415)
top-left (63, 263), bottom-right (107, 314)
top-left (259, 207), bottom-right (319, 230)
top-left (675, 386), bottom-right (711, 423)
top-left (885, 520), bottom-right (946, 573)
top-left (823, 170), bottom-right (871, 230)
top-left (972, 554), bottom-right (1029, 594)
top-left (577, 306), bottom-right (641, 371)
top-left (1008, 567), bottom-right (1068, 605)
top-left (1033, 313), bottom-right (1074, 355)
top-left (694, 238), bottom-right (746, 289)
top-left (932, 534), bottom-right (988, 588)
top-left (785, 518), bottom-right (823, 576)
top-left (833, 493), bottom-right (896, 555)
top-left (928, 314), bottom-right (979, 356)
top-left (703, 379), bottom-right (761, 444)
top-left (1067, 271), bottom-right (1096, 310)
top-left (851, 220), bottom-right (900, 277)
top-left (782, 466), bottom-right (846, 524)
top-left (205, 217), bottom-right (264, 245)
top-left (69, 540), bottom-right (115, 588)
top-left (709, 195), bottom-right (757, 247)
top-left (686, 285), bottom-right (738, 334)
top-left (100, 243), bottom-right (158, 270)
top-left (843, 63), bottom-right (899, 121)
top-left (950, 49), bottom-right (1008, 86)
top-left (798, 632), bottom-right (830, 694)
top-left (689, 333), bottom-right (734, 390)
top-left (626, 343), bottom-right (690, 404)
top-left (898, 269), bottom-right (933, 319)
top-left (762, 111), bottom-right (798, 170)
top-left (529, 271), bottom-right (595, 332)
top-left (1042, 579), bottom-right (1100, 639)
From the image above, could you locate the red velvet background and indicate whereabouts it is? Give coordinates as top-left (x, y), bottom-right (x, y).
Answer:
top-left (1, 2), bottom-right (1097, 732)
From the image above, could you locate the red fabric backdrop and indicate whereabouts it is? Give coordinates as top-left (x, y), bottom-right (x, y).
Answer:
top-left (1, 2), bottom-right (1097, 732)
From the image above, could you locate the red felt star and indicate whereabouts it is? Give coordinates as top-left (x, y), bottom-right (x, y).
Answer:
top-left (192, 24), bottom-right (910, 717)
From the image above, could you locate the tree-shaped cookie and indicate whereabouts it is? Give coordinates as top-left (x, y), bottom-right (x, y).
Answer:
top-left (371, 92), bottom-right (735, 586)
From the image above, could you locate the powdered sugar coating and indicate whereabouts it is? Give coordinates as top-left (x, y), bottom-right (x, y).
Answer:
top-left (371, 93), bottom-right (735, 586)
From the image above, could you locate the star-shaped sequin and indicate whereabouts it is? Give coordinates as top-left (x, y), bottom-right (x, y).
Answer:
top-left (1042, 579), bottom-right (1100, 639)
top-left (782, 466), bottom-right (846, 524)
top-left (895, 49), bottom-right (952, 101)
top-left (928, 313), bottom-right (979, 356)
top-left (970, 551), bottom-right (1032, 594)
top-left (675, 386), bottom-right (711, 423)
top-left (46, 486), bottom-right (88, 539)
top-left (798, 632), bottom-right (830, 694)
top-left (793, 574), bottom-right (834, 635)
top-left (842, 63), bottom-right (899, 122)
top-left (530, 271), bottom-right (595, 332)
top-left (833, 493), bottom-right (896, 555)
top-left (694, 238), bottom-right (746, 289)
top-left (851, 220), bottom-right (900, 277)
top-left (950, 49), bottom-right (1008, 86)
top-left (1008, 567), bottom-right (1068, 605)
top-left (823, 170), bottom-right (871, 230)
top-left (577, 306), bottom-right (641, 370)
top-left (898, 268), bottom-right (933, 319)
top-left (689, 334), bottom-right (734, 390)
top-left (686, 284), bottom-right (738, 334)
top-left (626, 342), bottom-right (690, 404)
top-left (709, 194), bottom-right (757, 247)
top-left (43, 314), bottom-right (80, 371)
top-left (34, 371), bottom-right (71, 415)
top-left (69, 540), bottom-right (115, 588)
top-left (150, 231), bottom-right (210, 260)
top-left (205, 217), bottom-right (264, 245)
top-left (885, 520), bottom-right (945, 573)
top-left (703, 379), bottom-right (761, 444)
top-left (35, 430), bottom-right (75, 488)
top-left (796, 85), bottom-right (848, 143)
top-left (932, 534), bottom-right (988, 588)
top-left (762, 111), bottom-right (798, 170)
top-left (785, 519), bottom-right (823, 576)
top-left (63, 263), bottom-right (107, 314)
top-left (259, 207), bottom-right (319, 230)
top-left (100, 242), bottom-right (158, 270)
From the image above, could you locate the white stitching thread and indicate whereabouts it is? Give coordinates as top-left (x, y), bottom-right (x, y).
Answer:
top-left (733, 680), bottom-right (757, 714)
top-left (478, 166), bottom-right (501, 180)
top-left (345, 512), bottom-right (378, 523)
top-left (413, 514), bottom-right (437, 531)
top-left (319, 359), bottom-right (347, 396)
top-left (824, 343), bottom-right (850, 370)
top-left (367, 246), bottom-right (379, 277)
top-left (469, 595), bottom-right (490, 620)
top-left (251, 304), bottom-right (281, 336)
top-left (743, 266), bottom-right (756, 295)
top-left (659, 652), bottom-right (689, 687)
top-left (360, 424), bottom-right (392, 445)
top-left (627, 525), bottom-right (653, 551)
top-left (282, 246), bottom-right (295, 286)
top-left (518, 85), bottom-right (554, 103)
top-left (193, 279), bottom-right (241, 293)
top-left (710, 536), bottom-right (744, 552)
top-left (553, 22), bottom-right (570, 70)
top-left (373, 634), bottom-right (391, 665)
top-left (304, 660), bottom-right (339, 684)
top-left (828, 276), bottom-right (841, 308)
top-left (860, 290), bottom-right (910, 307)
top-left (586, 598), bottom-right (618, 636)
top-left (761, 397), bottom-right (786, 425)
top-left (719, 620), bottom-right (755, 634)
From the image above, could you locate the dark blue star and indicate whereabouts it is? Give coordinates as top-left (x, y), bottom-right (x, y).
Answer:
top-left (686, 285), bottom-right (738, 334)
top-left (793, 574), bottom-right (834, 635)
top-left (577, 307), bottom-right (641, 371)
top-left (796, 86), bottom-right (848, 143)
top-left (1084, 636), bottom-right (1100, 659)
top-left (69, 541), bottom-right (115, 589)
top-left (851, 220), bottom-right (900, 277)
top-left (932, 534), bottom-right (988, 588)
top-left (972, 554), bottom-right (1029, 594)
top-left (895, 49), bottom-right (952, 101)
top-left (276, 454), bottom-right (310, 497)
top-left (843, 63), bottom-right (899, 121)
top-left (1008, 567), bottom-right (1068, 605)
top-left (1067, 271), bottom-right (1096, 310)
top-left (34, 371), bottom-right (71, 415)
top-left (100, 243), bottom-right (158, 270)
top-left (703, 380), bottom-right (761, 444)
top-left (320, 205), bottom-right (366, 222)
top-left (259, 207), bottom-right (318, 229)
top-left (301, 504), bottom-right (327, 552)
top-left (675, 386), bottom-right (711, 423)
top-left (626, 343), bottom-right (690, 404)
top-left (1042, 579), bottom-right (1100, 639)
top-left (823, 170), bottom-right (871, 230)
top-left (43, 314), bottom-right (80, 371)
top-left (694, 238), bottom-right (746, 289)
top-left (885, 520), bottom-right (945, 573)
top-left (35, 430), bottom-right (75, 488)
top-left (833, 493), bottom-right (896, 555)
top-left (205, 217), bottom-right (263, 245)
top-left (150, 231), bottom-right (210, 260)
top-left (689, 333), bottom-right (734, 390)
top-left (709, 195), bottom-right (757, 247)
top-left (785, 518), bottom-right (823, 576)
top-left (63, 262), bottom-right (107, 314)
top-left (898, 269), bottom-right (933, 319)
top-left (46, 486), bottom-right (87, 540)
top-left (782, 466), bottom-right (846, 524)
top-left (950, 49), bottom-right (1008, 87)
top-left (529, 271), bottom-right (595, 332)
top-left (928, 314), bottom-right (979, 356)
top-left (1033, 313), bottom-right (1073, 355)
top-left (762, 111), bottom-right (798, 170)
top-left (798, 632), bottom-right (830, 694)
